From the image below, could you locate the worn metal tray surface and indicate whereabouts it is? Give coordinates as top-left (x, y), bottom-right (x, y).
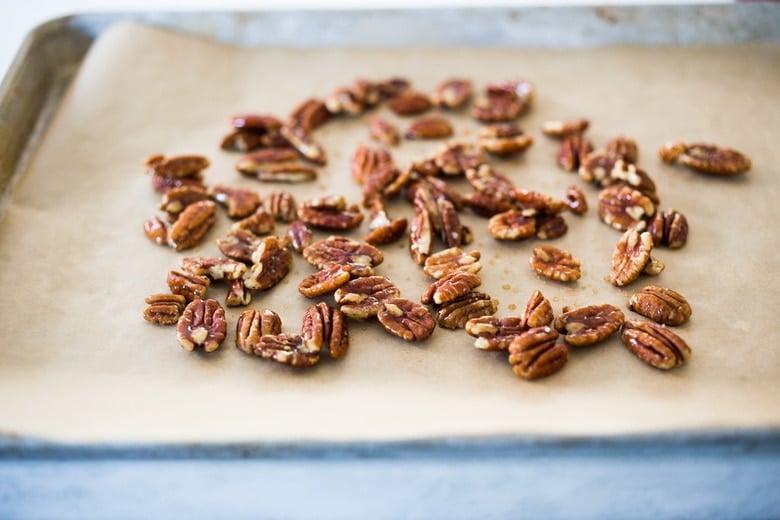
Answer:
top-left (1, 6), bottom-right (780, 518)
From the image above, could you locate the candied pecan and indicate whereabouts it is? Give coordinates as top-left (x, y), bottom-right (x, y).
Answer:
top-left (216, 229), bottom-right (261, 263)
top-left (160, 185), bottom-right (209, 222)
top-left (643, 257), bottom-right (666, 276)
top-left (409, 207), bottom-right (434, 265)
top-left (606, 136), bottom-right (639, 163)
top-left (368, 115), bottom-right (400, 146)
top-left (521, 290), bottom-right (553, 329)
top-left (242, 161), bottom-right (318, 183)
top-left (609, 228), bottom-right (656, 287)
top-left (472, 90), bottom-right (522, 123)
top-left (150, 174), bottom-right (204, 194)
top-left (181, 257), bottom-right (247, 281)
top-left (606, 160), bottom-right (658, 200)
top-left (167, 269), bottom-right (210, 302)
top-left (629, 285), bottom-right (692, 326)
top-left (542, 118), bottom-right (589, 139)
top-left (328, 307), bottom-right (349, 359)
top-left (144, 216), bottom-right (168, 245)
top-left (303, 236), bottom-right (383, 276)
top-left (405, 116), bottom-right (453, 140)
top-left (578, 150), bottom-right (617, 186)
top-left (298, 265), bottom-right (352, 298)
top-left (598, 184), bottom-right (655, 231)
top-left (365, 200), bottom-right (407, 246)
top-left (660, 142), bottom-right (751, 176)
top-left (647, 209), bottom-right (688, 249)
top-left (288, 98), bottom-right (330, 133)
top-left (465, 164), bottom-right (514, 194)
top-left (489, 209), bottom-right (536, 240)
top-left (530, 246), bottom-right (581, 282)
top-left (235, 308), bottom-right (282, 354)
top-left (535, 215), bottom-right (568, 240)
top-left (209, 185), bottom-right (261, 219)
top-left (301, 303), bottom-right (326, 351)
top-left (554, 304), bottom-right (624, 347)
top-left (423, 247), bottom-right (482, 279)
top-left (621, 320), bottom-right (691, 370)
top-left (377, 298), bottom-right (436, 342)
top-left (465, 316), bottom-right (526, 351)
top-left (302, 302), bottom-right (349, 358)
top-left (236, 148), bottom-right (299, 172)
top-left (412, 185), bottom-right (442, 232)
top-left (463, 191), bottom-right (515, 218)
top-left (220, 129), bottom-right (271, 153)
top-left (254, 333), bottom-right (319, 367)
top-left (435, 291), bottom-right (498, 329)
top-left (431, 78), bottom-right (472, 109)
top-left (376, 77), bottom-right (411, 98)
top-left (244, 236), bottom-right (292, 291)
top-left (280, 124), bottom-right (327, 166)
top-left (361, 157), bottom-right (400, 207)
top-left (325, 87), bottom-right (365, 116)
top-left (232, 113), bottom-right (283, 131)
top-left (421, 270), bottom-right (481, 305)
top-left (352, 145), bottom-right (392, 185)
top-left (146, 154), bottom-right (209, 178)
top-left (558, 135), bottom-right (593, 172)
top-left (433, 142), bottom-right (485, 176)
top-left (438, 197), bottom-right (463, 248)
top-left (508, 327), bottom-right (568, 380)
top-left (232, 207), bottom-right (276, 235)
top-left (286, 220), bottom-right (313, 253)
top-left (478, 124), bottom-right (534, 156)
top-left (421, 176), bottom-right (465, 209)
top-left (166, 200), bottom-right (217, 251)
top-left (487, 79), bottom-right (536, 104)
top-left (265, 191), bottom-right (298, 223)
top-left (388, 90), bottom-right (431, 116)
top-left (143, 293), bottom-right (187, 326)
top-left (299, 196), bottom-right (364, 231)
top-left (564, 184), bottom-right (588, 215)
top-left (513, 189), bottom-right (566, 215)
top-left (176, 298), bottom-right (227, 353)
top-left (335, 276), bottom-right (400, 319)
top-left (224, 279), bottom-right (251, 307)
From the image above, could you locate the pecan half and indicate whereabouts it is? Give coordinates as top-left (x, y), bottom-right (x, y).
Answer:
top-left (521, 290), bottom-right (554, 329)
top-left (472, 81), bottom-right (528, 123)
top-left (254, 333), bottom-right (320, 367)
top-left (225, 279), bottom-right (252, 307)
top-left (647, 209), bottom-right (688, 249)
top-left (477, 124), bottom-right (534, 156)
top-left (530, 246), bottom-right (581, 282)
top-left (220, 129), bottom-right (277, 153)
top-left (609, 228), bottom-right (657, 287)
top-left (513, 189), bottom-right (567, 215)
top-left (434, 142), bottom-right (485, 176)
top-left (280, 125), bottom-right (327, 166)
top-left (488, 209), bottom-right (536, 241)
top-left (160, 185), bottom-right (210, 222)
top-left (423, 247), bottom-right (482, 279)
top-left (554, 304), bottom-right (624, 347)
top-left (143, 293), bottom-right (187, 325)
top-left (334, 276), bottom-right (400, 319)
top-left (607, 160), bottom-right (658, 200)
top-left (598, 184), bottom-right (655, 231)
top-left (431, 78), bottom-right (473, 109)
top-left (209, 185), bottom-right (261, 219)
top-left (143, 216), bottom-right (168, 245)
top-left (438, 197), bottom-right (464, 248)
top-left (409, 207), bottom-right (434, 266)
top-left (368, 115), bottom-right (400, 146)
top-left (303, 303), bottom-right (348, 359)
top-left (232, 207), bottom-right (276, 236)
top-left (463, 191), bottom-right (515, 217)
top-left (535, 215), bottom-right (568, 240)
top-left (628, 285), bottom-right (692, 326)
top-left (435, 291), bottom-right (498, 329)
top-left (405, 116), bottom-right (453, 140)
top-left (376, 77), bottom-right (411, 98)
top-left (365, 200), bottom-right (408, 246)
top-left (286, 220), bottom-right (313, 253)
top-left (167, 269), bottom-right (210, 301)
top-left (578, 150), bottom-right (617, 186)
top-left (176, 298), bottom-right (227, 353)
top-left (235, 308), bottom-right (282, 354)
top-left (558, 135), bottom-right (593, 172)
top-left (377, 298), bottom-right (436, 342)
top-left (508, 327), bottom-right (568, 380)
top-left (325, 81), bottom-right (379, 116)
top-left (421, 270), bottom-right (482, 305)
top-left (303, 236), bottom-right (383, 276)
top-left (564, 184), bottom-right (588, 215)
top-left (465, 316), bottom-right (526, 351)
top-left (244, 236), bottom-right (292, 291)
top-left (298, 265), bottom-right (352, 298)
top-left (231, 114), bottom-right (283, 132)
top-left (150, 174), bottom-right (204, 194)
top-left (541, 118), bottom-right (589, 139)
top-left (659, 142), bottom-right (751, 176)
top-left (621, 320), bottom-right (691, 370)
top-left (236, 147), bottom-right (299, 172)
top-left (465, 164), bottom-right (515, 194)
top-left (388, 91), bottom-right (432, 116)
top-left (146, 154), bottom-right (209, 178)
top-left (167, 200), bottom-right (217, 251)
top-left (288, 98), bottom-right (330, 133)
top-left (606, 136), bottom-right (639, 164)
top-left (299, 196), bottom-right (364, 231)
top-left (216, 229), bottom-right (261, 264)
top-left (245, 161), bottom-right (319, 183)
top-left (181, 257), bottom-right (247, 281)
top-left (265, 191), bottom-right (298, 223)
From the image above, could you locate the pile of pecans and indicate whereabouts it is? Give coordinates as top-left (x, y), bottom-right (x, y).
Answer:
top-left (142, 74), bottom-right (751, 379)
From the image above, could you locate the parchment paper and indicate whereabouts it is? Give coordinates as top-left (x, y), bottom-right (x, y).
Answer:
top-left (0, 23), bottom-right (778, 443)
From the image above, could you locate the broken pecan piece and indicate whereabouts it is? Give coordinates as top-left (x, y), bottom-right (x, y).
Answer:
top-left (298, 265), bottom-right (352, 298)
top-left (621, 320), bottom-right (691, 370)
top-left (659, 142), bottom-right (751, 176)
top-left (286, 220), bottom-right (313, 253)
top-left (598, 184), bottom-right (655, 231)
top-left (387, 90), bottom-right (432, 116)
top-left (280, 125), bottom-right (327, 166)
top-left (609, 228), bottom-right (657, 287)
top-left (303, 236), bottom-right (383, 276)
top-left (465, 316), bottom-right (526, 351)
top-left (167, 270), bottom-right (210, 302)
top-left (225, 279), bottom-right (252, 307)
top-left (508, 327), bottom-right (568, 380)
top-left (209, 185), bottom-right (261, 219)
top-left (405, 116), bottom-right (453, 140)
top-left (244, 236), bottom-right (292, 291)
top-left (181, 257), bottom-right (247, 281)
top-left (368, 115), bottom-right (400, 146)
top-left (541, 118), bottom-right (589, 139)
top-left (176, 298), bottom-right (227, 353)
top-left (254, 333), bottom-right (320, 367)
top-left (530, 246), bottom-right (581, 282)
top-left (143, 216), bottom-right (168, 246)
top-left (334, 276), bottom-right (400, 319)
top-left (477, 124), bottom-right (534, 156)
top-left (628, 285), bottom-right (692, 326)
top-left (143, 293), bottom-right (187, 326)
top-left (521, 290), bottom-right (554, 329)
top-left (365, 200), bottom-right (407, 246)
top-left (377, 298), bottom-right (436, 342)
top-left (235, 308), bottom-right (282, 354)
top-left (488, 209), bottom-right (536, 241)
top-left (421, 270), bottom-right (482, 305)
top-left (431, 78), bottom-right (473, 109)
top-left (435, 291), bottom-right (498, 329)
top-left (423, 247), bottom-right (482, 279)
top-left (647, 209), bottom-right (688, 249)
top-left (167, 200), bottom-right (217, 251)
top-left (553, 304), bottom-right (624, 347)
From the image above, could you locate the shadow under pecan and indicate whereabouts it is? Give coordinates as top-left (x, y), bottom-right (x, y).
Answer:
top-left (553, 304), bottom-right (624, 347)
top-left (176, 298), bottom-right (227, 353)
top-left (508, 326), bottom-right (568, 380)
top-left (621, 320), bottom-right (691, 370)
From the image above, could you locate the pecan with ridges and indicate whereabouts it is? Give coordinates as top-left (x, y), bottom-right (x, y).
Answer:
top-left (298, 265), bottom-right (352, 298)
top-left (388, 91), bottom-right (431, 116)
top-left (244, 236), bottom-right (292, 291)
top-left (303, 236), bottom-right (383, 276)
top-left (508, 327), bottom-right (568, 380)
top-left (144, 216), bottom-right (168, 245)
top-left (409, 207), bottom-right (433, 266)
top-left (181, 257), bottom-right (247, 281)
top-left (621, 320), bottom-right (691, 370)
top-left (530, 246), bottom-right (581, 282)
top-left (647, 209), bottom-right (688, 249)
top-left (606, 160), bottom-right (658, 200)
top-left (463, 191), bottom-right (515, 217)
top-left (176, 298), bottom-right (226, 353)
top-left (465, 316), bottom-right (526, 351)
top-left (438, 197), bottom-right (463, 248)
top-left (553, 304), bottom-right (624, 347)
top-left (232, 207), bottom-right (276, 236)
top-left (299, 196), bottom-right (364, 231)
top-left (209, 185), bottom-right (261, 219)
top-left (150, 174), bottom-right (204, 194)
top-left (286, 220), bottom-right (313, 253)
top-left (431, 78), bottom-right (473, 109)
top-left (542, 118), bottom-right (589, 139)
top-left (216, 229), bottom-right (261, 264)
top-left (144, 293), bottom-right (187, 325)
top-left (513, 189), bottom-right (567, 215)
top-left (598, 184), bottom-right (655, 231)
top-left (558, 135), bottom-right (593, 172)
top-left (421, 271), bottom-right (481, 305)
top-left (478, 124), bottom-right (534, 156)
top-left (365, 200), bottom-right (407, 246)
top-left (465, 164), bottom-right (515, 194)
top-left (609, 228), bottom-right (658, 287)
top-left (225, 279), bottom-right (251, 307)
top-left (535, 215), bottom-right (568, 240)
top-left (659, 142), bottom-right (750, 176)
top-left (167, 200), bottom-right (217, 251)
top-left (377, 298), bottom-right (436, 342)
top-left (146, 154), bottom-right (209, 179)
top-left (160, 185), bottom-right (210, 222)
top-left (423, 248), bottom-right (482, 279)
top-left (405, 116), bottom-right (453, 140)
top-left (288, 98), bottom-right (330, 133)
top-left (521, 290), bottom-right (553, 329)
top-left (265, 191), bottom-right (298, 223)
top-left (231, 114), bottom-right (283, 133)
top-left (564, 185), bottom-right (588, 215)
top-left (607, 136), bottom-right (639, 164)
top-left (579, 150), bottom-right (617, 186)
top-left (628, 285), bottom-right (692, 326)
top-left (280, 124), bottom-right (327, 166)
top-left (254, 333), bottom-right (320, 367)
top-left (334, 276), bottom-right (400, 319)
top-left (167, 270), bottom-right (210, 302)
top-left (368, 115), bottom-right (400, 146)
top-left (434, 142), bottom-right (485, 176)
top-left (376, 77), bottom-right (411, 98)
top-left (235, 308), bottom-right (282, 354)
top-left (220, 129), bottom-right (281, 153)
top-left (435, 291), bottom-right (498, 329)
top-left (489, 209), bottom-right (536, 240)
top-left (303, 302), bottom-right (349, 359)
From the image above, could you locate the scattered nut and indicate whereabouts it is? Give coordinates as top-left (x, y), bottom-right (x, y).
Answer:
top-left (423, 247), bottom-right (482, 279)
top-left (465, 316), bottom-right (526, 351)
top-left (530, 246), bottom-right (582, 282)
top-left (606, 136), bottom-right (639, 164)
top-left (647, 209), bottom-right (688, 249)
top-left (235, 308), bottom-right (282, 354)
top-left (508, 327), bottom-right (568, 380)
top-left (405, 116), bottom-right (454, 140)
top-left (368, 115), bottom-right (400, 146)
top-left (244, 236), bottom-right (293, 291)
top-left (232, 207), bottom-right (276, 236)
top-left (609, 228), bottom-right (657, 287)
top-left (564, 184), bottom-right (588, 215)
top-left (377, 298), bottom-right (436, 342)
top-left (628, 285), bottom-right (692, 326)
top-left (180, 257), bottom-right (247, 281)
top-left (176, 298), bottom-right (227, 353)
top-left (160, 185), bottom-right (210, 222)
top-left (167, 200), bottom-right (217, 251)
top-left (286, 220), bottom-right (313, 253)
top-left (209, 185), bottom-right (261, 219)
top-left (521, 290), bottom-right (554, 329)
top-left (225, 279), bottom-right (252, 307)
top-left (265, 191), bottom-right (298, 223)
top-left (477, 124), bottom-right (534, 156)
top-left (621, 320), bottom-right (691, 370)
top-left (535, 215), bottom-right (568, 240)
top-left (421, 270), bottom-right (482, 305)
top-left (144, 216), bottom-right (168, 245)
top-left (298, 265), bottom-right (353, 298)
top-left (334, 276), bottom-right (400, 319)
top-left (303, 236), bottom-right (383, 276)
top-left (488, 209), bottom-right (536, 241)
top-left (558, 135), bottom-right (593, 172)
top-left (553, 304), bottom-right (624, 347)
top-left (167, 269), bottom-right (210, 302)
top-left (146, 154), bottom-right (210, 179)
top-left (435, 291), bottom-right (498, 329)
top-left (143, 293), bottom-right (187, 325)
top-left (387, 90), bottom-right (432, 116)
top-left (598, 184), bottom-right (656, 231)
top-left (409, 207), bottom-right (434, 266)
top-left (299, 196), bottom-right (364, 230)
top-left (254, 333), bottom-right (320, 367)
top-left (659, 142), bottom-right (751, 176)
top-left (431, 78), bottom-right (473, 109)
top-left (542, 118), bottom-right (589, 138)
top-left (216, 229), bottom-right (261, 264)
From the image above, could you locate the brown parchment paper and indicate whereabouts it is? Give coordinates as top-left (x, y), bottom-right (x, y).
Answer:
top-left (0, 23), bottom-right (779, 444)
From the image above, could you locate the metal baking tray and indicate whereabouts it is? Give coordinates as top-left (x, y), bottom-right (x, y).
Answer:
top-left (1, 6), bottom-right (779, 518)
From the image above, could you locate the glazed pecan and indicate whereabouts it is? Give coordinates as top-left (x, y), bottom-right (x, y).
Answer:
top-left (423, 247), bottom-right (482, 279)
top-left (621, 320), bottom-right (691, 370)
top-left (303, 236), bottom-right (383, 276)
top-left (376, 77), bottom-right (411, 98)
top-left (606, 136), bottom-right (639, 163)
top-left (298, 265), bottom-right (352, 298)
top-left (377, 298), bottom-right (436, 342)
top-left (406, 176), bottom-right (464, 210)
top-left (535, 215), bottom-right (568, 240)
top-left (181, 257), bottom-right (247, 281)
top-left (254, 333), bottom-right (319, 367)
top-left (143, 216), bottom-right (168, 245)
top-left (301, 303), bottom-right (326, 351)
top-left (628, 285), bottom-right (692, 326)
top-left (232, 207), bottom-right (276, 236)
top-left (463, 191), bottom-right (515, 217)
top-left (288, 98), bottom-right (330, 133)
top-left (351, 145), bottom-right (393, 186)
top-left (160, 185), bottom-right (210, 222)
top-left (530, 246), bottom-right (581, 282)
top-left (471, 81), bottom-right (528, 123)
top-left (368, 115), bottom-right (400, 146)
top-left (240, 160), bottom-right (318, 183)
top-left (465, 164), bottom-right (515, 194)
top-left (609, 228), bottom-right (657, 287)
top-left (146, 154), bottom-right (209, 179)
top-left (365, 200), bottom-right (407, 246)
top-left (265, 191), bottom-right (298, 223)
top-left (302, 303), bottom-right (349, 358)
top-left (435, 291), bottom-right (498, 329)
top-left (477, 124), bottom-right (534, 156)
top-left (487, 79), bottom-right (536, 105)
top-left (387, 90), bottom-right (432, 116)
top-left (143, 293), bottom-right (187, 325)
top-left (606, 160), bottom-right (658, 200)
top-left (578, 150), bottom-right (617, 186)
top-left (325, 80), bottom-right (379, 116)
top-left (225, 279), bottom-right (252, 307)
top-left (236, 147), bottom-right (298, 172)
top-left (659, 142), bottom-right (751, 176)
top-left (328, 306), bottom-right (350, 359)
top-left (409, 207), bottom-right (434, 265)
top-left (334, 276), bottom-right (400, 319)
top-left (244, 236), bottom-right (292, 291)
top-left (166, 200), bottom-right (217, 251)
top-left (508, 327), bottom-right (568, 380)
top-left (438, 197), bottom-right (464, 248)
top-left (553, 304), bottom-right (624, 347)
top-left (421, 270), bottom-right (482, 305)
top-left (513, 189), bottom-right (567, 215)
top-left (431, 78), bottom-right (473, 109)
top-left (286, 220), bottom-right (313, 253)
top-left (150, 174), bottom-right (205, 194)
top-left (216, 229), bottom-right (261, 263)
top-left (235, 308), bottom-right (282, 354)
top-left (176, 298), bottom-right (227, 353)
top-left (564, 184), bottom-right (588, 215)
top-left (488, 209), bottom-right (536, 240)
top-left (209, 185), bottom-right (261, 219)
top-left (433, 142), bottom-right (485, 176)
top-left (598, 184), bottom-right (655, 231)
top-left (280, 124), bottom-right (327, 166)
top-left (465, 316), bottom-right (526, 351)
top-left (541, 118), bottom-right (589, 138)
top-left (220, 129), bottom-right (278, 153)
top-left (521, 290), bottom-right (554, 329)
top-left (167, 269), bottom-right (210, 302)
top-left (405, 116), bottom-right (453, 140)
top-left (231, 114), bottom-right (283, 133)
top-left (647, 209), bottom-right (688, 249)
top-left (299, 196), bottom-right (364, 230)
top-left (558, 135), bottom-right (593, 172)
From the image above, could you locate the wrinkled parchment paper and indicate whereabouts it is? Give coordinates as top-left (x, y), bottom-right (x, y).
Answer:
top-left (0, 23), bottom-right (778, 443)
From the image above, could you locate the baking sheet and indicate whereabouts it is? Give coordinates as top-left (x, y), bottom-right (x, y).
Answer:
top-left (0, 22), bottom-right (778, 444)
